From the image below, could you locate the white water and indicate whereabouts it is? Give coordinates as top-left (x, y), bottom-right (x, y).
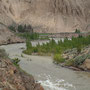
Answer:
top-left (38, 74), bottom-right (75, 90)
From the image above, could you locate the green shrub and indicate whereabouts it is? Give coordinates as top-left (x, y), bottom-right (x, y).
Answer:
top-left (8, 25), bottom-right (16, 32)
top-left (17, 24), bottom-right (33, 33)
top-left (74, 54), bottom-right (88, 66)
top-left (87, 54), bottom-right (90, 59)
top-left (76, 45), bottom-right (82, 54)
top-left (17, 33), bottom-right (39, 40)
top-left (23, 39), bottom-right (33, 55)
top-left (23, 49), bottom-right (32, 55)
top-left (18, 25), bottom-right (24, 32)
top-left (33, 47), bottom-right (38, 53)
top-left (9, 24), bottom-right (33, 33)
top-left (54, 54), bottom-right (65, 63)
top-left (65, 59), bottom-right (74, 66)
top-left (12, 58), bottom-right (20, 67)
top-left (86, 52), bottom-right (90, 59)
top-left (75, 29), bottom-right (80, 33)
top-left (23, 35), bottom-right (90, 66)
top-left (26, 39), bottom-right (32, 50)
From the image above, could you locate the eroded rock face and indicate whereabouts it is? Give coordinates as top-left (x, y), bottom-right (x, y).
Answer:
top-left (0, 0), bottom-right (90, 33)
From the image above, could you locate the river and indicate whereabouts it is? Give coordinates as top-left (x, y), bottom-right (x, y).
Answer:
top-left (0, 41), bottom-right (90, 90)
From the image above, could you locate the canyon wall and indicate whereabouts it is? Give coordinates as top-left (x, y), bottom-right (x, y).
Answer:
top-left (0, 0), bottom-right (90, 33)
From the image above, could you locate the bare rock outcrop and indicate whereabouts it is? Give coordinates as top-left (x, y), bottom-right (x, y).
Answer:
top-left (0, 0), bottom-right (90, 33)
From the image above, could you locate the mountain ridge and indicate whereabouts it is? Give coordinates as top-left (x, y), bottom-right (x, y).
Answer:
top-left (0, 0), bottom-right (90, 33)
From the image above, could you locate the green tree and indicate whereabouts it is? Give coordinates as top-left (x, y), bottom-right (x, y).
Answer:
top-left (18, 25), bottom-right (24, 32)
top-left (8, 25), bottom-right (16, 32)
top-left (75, 29), bottom-right (81, 33)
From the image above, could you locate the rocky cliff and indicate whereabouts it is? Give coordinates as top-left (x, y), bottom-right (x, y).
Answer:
top-left (0, 49), bottom-right (44, 90)
top-left (0, 0), bottom-right (90, 33)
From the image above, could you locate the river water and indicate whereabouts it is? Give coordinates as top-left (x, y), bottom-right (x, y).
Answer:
top-left (0, 41), bottom-right (90, 90)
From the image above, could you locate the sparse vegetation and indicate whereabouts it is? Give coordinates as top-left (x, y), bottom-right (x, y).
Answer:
top-left (75, 29), bottom-right (81, 33)
top-left (17, 32), bottom-right (50, 40)
top-left (0, 49), bottom-right (8, 59)
top-left (54, 54), bottom-right (65, 63)
top-left (74, 55), bottom-right (87, 66)
top-left (8, 24), bottom-right (49, 40)
top-left (8, 24), bottom-right (33, 33)
top-left (8, 25), bottom-right (16, 32)
top-left (76, 45), bottom-right (82, 54)
top-left (17, 24), bottom-right (33, 33)
top-left (12, 58), bottom-right (20, 67)
top-left (74, 53), bottom-right (90, 67)
top-left (65, 59), bottom-right (74, 66)
top-left (17, 32), bottom-right (39, 40)
top-left (23, 35), bottom-right (90, 66)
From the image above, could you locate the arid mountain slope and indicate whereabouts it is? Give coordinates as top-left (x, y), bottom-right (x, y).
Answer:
top-left (0, 0), bottom-right (90, 33)
top-left (0, 24), bottom-right (24, 45)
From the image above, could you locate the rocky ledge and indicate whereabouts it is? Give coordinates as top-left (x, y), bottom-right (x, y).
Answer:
top-left (0, 49), bottom-right (44, 90)
top-left (60, 45), bottom-right (90, 71)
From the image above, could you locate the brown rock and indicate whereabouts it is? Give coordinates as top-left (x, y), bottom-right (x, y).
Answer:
top-left (0, 57), bottom-right (43, 90)
top-left (83, 59), bottom-right (90, 70)
top-left (40, 86), bottom-right (44, 90)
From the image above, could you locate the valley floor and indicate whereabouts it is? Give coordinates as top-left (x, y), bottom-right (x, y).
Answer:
top-left (0, 42), bottom-right (90, 90)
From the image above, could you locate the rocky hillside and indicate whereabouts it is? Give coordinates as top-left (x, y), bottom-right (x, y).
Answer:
top-left (0, 49), bottom-right (43, 90)
top-left (62, 45), bottom-right (90, 71)
top-left (0, 0), bottom-right (90, 33)
top-left (0, 24), bottom-right (24, 45)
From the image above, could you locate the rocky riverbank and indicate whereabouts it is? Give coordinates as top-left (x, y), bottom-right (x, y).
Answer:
top-left (1, 43), bottom-right (90, 90)
top-left (58, 45), bottom-right (90, 71)
top-left (0, 49), bottom-right (44, 90)
top-left (0, 25), bottom-right (44, 90)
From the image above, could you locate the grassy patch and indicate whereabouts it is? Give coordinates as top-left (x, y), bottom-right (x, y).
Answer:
top-left (54, 54), bottom-right (65, 63)
top-left (23, 35), bottom-right (90, 65)
top-left (65, 59), bottom-right (74, 66)
top-left (12, 58), bottom-right (20, 67)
